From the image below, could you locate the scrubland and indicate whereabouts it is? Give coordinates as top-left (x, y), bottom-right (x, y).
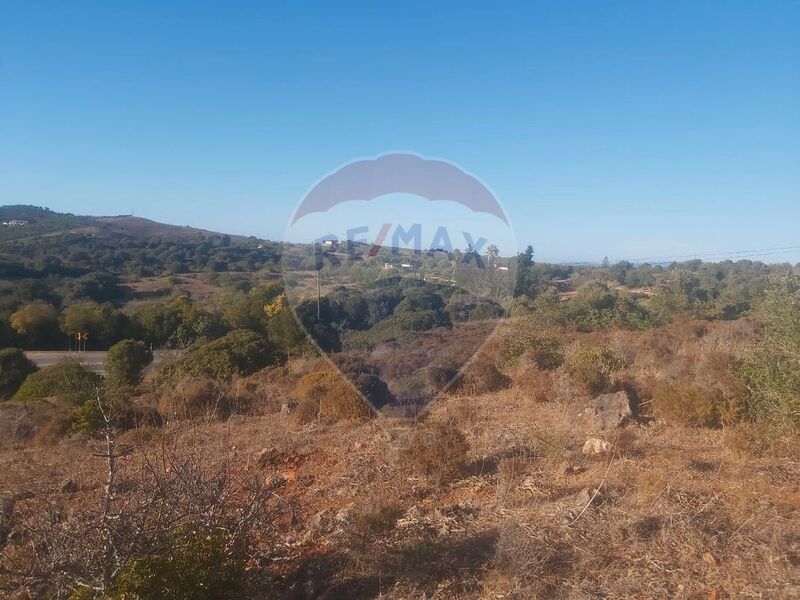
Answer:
top-left (1, 316), bottom-right (798, 599)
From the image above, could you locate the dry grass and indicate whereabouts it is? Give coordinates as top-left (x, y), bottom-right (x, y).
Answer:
top-left (158, 376), bottom-right (251, 421)
top-left (653, 380), bottom-right (741, 427)
top-left (1, 316), bottom-right (798, 599)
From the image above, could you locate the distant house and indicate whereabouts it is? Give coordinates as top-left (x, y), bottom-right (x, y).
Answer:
top-left (2, 219), bottom-right (28, 227)
top-left (495, 265), bottom-right (509, 271)
top-left (400, 263), bottom-right (412, 269)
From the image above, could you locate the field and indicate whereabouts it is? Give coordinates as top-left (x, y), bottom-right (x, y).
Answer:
top-left (1, 314), bottom-right (798, 598)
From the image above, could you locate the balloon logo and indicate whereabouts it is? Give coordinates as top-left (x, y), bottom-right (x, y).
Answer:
top-left (281, 153), bottom-right (517, 417)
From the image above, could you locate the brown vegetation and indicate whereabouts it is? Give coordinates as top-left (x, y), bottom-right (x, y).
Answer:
top-left (1, 317), bottom-right (798, 598)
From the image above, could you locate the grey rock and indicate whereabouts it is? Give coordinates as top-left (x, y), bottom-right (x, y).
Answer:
top-left (589, 391), bottom-right (632, 430)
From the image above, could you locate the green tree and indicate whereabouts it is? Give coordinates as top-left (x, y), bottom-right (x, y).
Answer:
top-left (649, 269), bottom-right (706, 319)
top-left (0, 347), bottom-right (38, 399)
top-left (105, 339), bottom-right (153, 388)
top-left (514, 246), bottom-right (535, 297)
top-left (129, 302), bottom-right (182, 346)
top-left (265, 295), bottom-right (314, 357)
top-left (10, 302), bottom-right (60, 347)
top-left (60, 301), bottom-right (125, 346)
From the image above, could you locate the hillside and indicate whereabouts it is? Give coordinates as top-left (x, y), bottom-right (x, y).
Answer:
top-left (0, 316), bottom-right (798, 598)
top-left (0, 205), bottom-right (280, 283)
top-left (0, 205), bottom-right (246, 243)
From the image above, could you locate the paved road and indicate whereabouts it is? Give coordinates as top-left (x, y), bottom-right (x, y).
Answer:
top-left (24, 350), bottom-right (168, 374)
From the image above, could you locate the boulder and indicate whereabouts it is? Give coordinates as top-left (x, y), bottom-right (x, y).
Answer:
top-left (588, 391), bottom-right (632, 430)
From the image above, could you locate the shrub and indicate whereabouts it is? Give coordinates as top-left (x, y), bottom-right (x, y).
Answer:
top-left (652, 380), bottom-right (740, 427)
top-left (156, 329), bottom-right (276, 386)
top-left (738, 275), bottom-right (800, 434)
top-left (331, 353), bottom-right (395, 408)
top-left (454, 359), bottom-right (511, 395)
top-left (494, 519), bottom-right (573, 585)
top-left (69, 393), bottom-right (165, 436)
top-left (13, 360), bottom-right (101, 405)
top-left (503, 329), bottom-right (564, 370)
top-left (105, 339), bottom-right (153, 388)
top-left (565, 346), bottom-right (626, 395)
top-left (294, 369), bottom-right (371, 423)
top-left (0, 347), bottom-right (37, 399)
top-left (109, 530), bottom-right (245, 600)
top-left (402, 421), bottom-right (469, 481)
top-left (186, 329), bottom-right (275, 379)
top-left (32, 412), bottom-right (70, 446)
top-left (426, 363), bottom-right (459, 392)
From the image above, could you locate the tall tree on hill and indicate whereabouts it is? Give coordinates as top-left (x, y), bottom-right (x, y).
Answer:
top-left (514, 245), bottom-right (536, 298)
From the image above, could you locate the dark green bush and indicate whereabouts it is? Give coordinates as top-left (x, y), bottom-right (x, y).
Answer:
top-left (105, 339), bottom-right (153, 388)
top-left (159, 329), bottom-right (275, 384)
top-left (503, 328), bottom-right (564, 370)
top-left (108, 530), bottom-right (245, 600)
top-left (13, 360), bottom-right (101, 405)
top-left (0, 347), bottom-right (37, 399)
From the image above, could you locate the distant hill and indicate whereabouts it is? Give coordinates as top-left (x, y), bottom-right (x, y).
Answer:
top-left (0, 205), bottom-right (246, 243)
top-left (0, 205), bottom-right (279, 279)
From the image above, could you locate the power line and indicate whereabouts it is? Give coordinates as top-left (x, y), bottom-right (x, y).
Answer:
top-left (619, 244), bottom-right (800, 264)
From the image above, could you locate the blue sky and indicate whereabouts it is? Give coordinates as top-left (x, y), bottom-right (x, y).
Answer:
top-left (1, 1), bottom-right (798, 263)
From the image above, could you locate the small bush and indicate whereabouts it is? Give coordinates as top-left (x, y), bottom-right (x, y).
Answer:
top-left (331, 353), bottom-right (395, 408)
top-left (294, 369), bottom-right (371, 423)
top-left (494, 519), bottom-right (573, 584)
top-left (738, 276), bottom-right (800, 434)
top-left (652, 380), bottom-right (740, 427)
top-left (565, 346), bottom-right (626, 395)
top-left (175, 329), bottom-right (276, 382)
top-left (105, 339), bottom-right (153, 389)
top-left (32, 412), bottom-right (69, 446)
top-left (0, 348), bottom-right (38, 400)
top-left (426, 363), bottom-right (459, 391)
top-left (12, 361), bottom-right (101, 405)
top-left (455, 359), bottom-right (511, 395)
top-left (503, 330), bottom-right (564, 370)
top-left (402, 421), bottom-right (469, 482)
top-left (109, 530), bottom-right (245, 600)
